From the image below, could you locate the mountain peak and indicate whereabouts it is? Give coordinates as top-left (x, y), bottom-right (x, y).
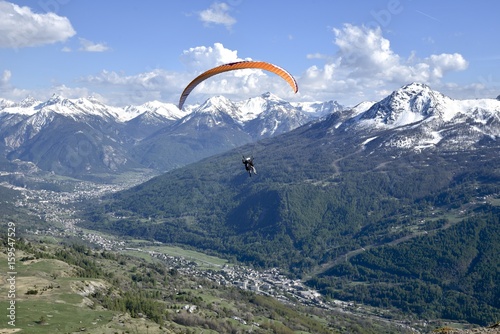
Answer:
top-left (47, 93), bottom-right (65, 104)
top-left (360, 82), bottom-right (448, 127)
top-left (126, 100), bottom-right (185, 121)
top-left (36, 94), bottom-right (70, 110)
top-left (196, 96), bottom-right (237, 116)
top-left (390, 82), bottom-right (444, 103)
top-left (19, 96), bottom-right (41, 108)
top-left (400, 82), bottom-right (432, 92)
top-left (0, 98), bottom-right (16, 110)
top-left (261, 92), bottom-right (283, 101)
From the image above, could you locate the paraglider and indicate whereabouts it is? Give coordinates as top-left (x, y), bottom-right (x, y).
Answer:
top-left (242, 155), bottom-right (256, 177)
top-left (178, 60), bottom-right (297, 176)
top-left (178, 60), bottom-right (298, 110)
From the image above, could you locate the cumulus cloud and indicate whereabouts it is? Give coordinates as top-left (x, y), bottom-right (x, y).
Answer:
top-left (79, 43), bottom-right (246, 105)
top-left (300, 24), bottom-right (469, 104)
top-left (0, 1), bottom-right (76, 48)
top-left (78, 38), bottom-right (110, 52)
top-left (78, 43), bottom-right (300, 106)
top-left (1, 22), bottom-right (470, 107)
top-left (70, 33), bottom-right (471, 107)
top-left (426, 53), bottom-right (468, 79)
top-left (198, 2), bottom-right (236, 30)
top-left (180, 42), bottom-right (241, 70)
top-left (78, 69), bottom-right (180, 105)
top-left (334, 24), bottom-right (400, 76)
top-left (83, 69), bottom-right (172, 88)
top-left (178, 43), bottom-right (298, 101)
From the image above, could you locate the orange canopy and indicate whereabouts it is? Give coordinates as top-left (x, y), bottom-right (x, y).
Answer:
top-left (178, 61), bottom-right (298, 109)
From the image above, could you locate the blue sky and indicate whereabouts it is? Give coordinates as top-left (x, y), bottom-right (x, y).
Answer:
top-left (1, 0), bottom-right (499, 107)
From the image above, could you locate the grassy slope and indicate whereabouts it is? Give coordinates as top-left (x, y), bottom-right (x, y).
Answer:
top-left (0, 239), bottom-right (413, 334)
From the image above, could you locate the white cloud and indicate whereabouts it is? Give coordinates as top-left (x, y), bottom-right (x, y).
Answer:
top-left (334, 24), bottom-right (400, 76)
top-left (180, 42), bottom-right (241, 71)
top-left (178, 43), bottom-right (298, 101)
top-left (78, 69), bottom-right (180, 106)
top-left (50, 84), bottom-right (93, 99)
top-left (426, 53), bottom-right (468, 79)
top-left (0, 1), bottom-right (76, 48)
top-left (78, 43), bottom-right (248, 105)
top-left (198, 2), bottom-right (236, 30)
top-left (78, 38), bottom-right (110, 52)
top-left (83, 69), bottom-right (172, 88)
top-left (0, 24), bottom-right (472, 107)
top-left (77, 43), bottom-right (301, 106)
top-left (300, 24), bottom-right (469, 105)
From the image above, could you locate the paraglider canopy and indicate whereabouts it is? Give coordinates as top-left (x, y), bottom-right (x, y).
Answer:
top-left (178, 60), bottom-right (298, 110)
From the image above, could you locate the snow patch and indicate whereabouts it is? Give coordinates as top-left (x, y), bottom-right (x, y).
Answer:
top-left (361, 136), bottom-right (378, 145)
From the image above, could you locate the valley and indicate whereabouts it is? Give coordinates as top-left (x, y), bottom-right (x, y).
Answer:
top-left (2, 153), bottom-right (498, 333)
top-left (1, 169), bottom-right (426, 333)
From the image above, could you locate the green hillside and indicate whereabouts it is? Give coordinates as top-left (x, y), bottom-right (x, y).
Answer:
top-left (0, 238), bottom-right (413, 334)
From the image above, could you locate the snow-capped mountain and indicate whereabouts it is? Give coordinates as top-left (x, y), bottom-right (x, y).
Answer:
top-left (0, 96), bottom-right (43, 111)
top-left (0, 95), bottom-right (135, 176)
top-left (33, 95), bottom-right (125, 120)
top-left (242, 92), bottom-right (312, 138)
top-left (0, 98), bottom-right (16, 110)
top-left (123, 100), bottom-right (186, 122)
top-left (130, 96), bottom-right (253, 171)
top-left (122, 100), bottom-right (186, 140)
top-left (163, 92), bottom-right (317, 139)
top-left (1, 83), bottom-right (498, 179)
top-left (292, 99), bottom-right (345, 118)
top-left (359, 82), bottom-right (447, 127)
top-left (347, 83), bottom-right (500, 151)
top-left (0, 92), bottom-right (332, 177)
top-left (187, 95), bottom-right (243, 125)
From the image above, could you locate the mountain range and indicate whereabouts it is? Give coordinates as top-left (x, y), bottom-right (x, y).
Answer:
top-left (0, 92), bottom-right (341, 178)
top-left (2, 82), bottom-right (499, 180)
top-left (81, 82), bottom-right (500, 325)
